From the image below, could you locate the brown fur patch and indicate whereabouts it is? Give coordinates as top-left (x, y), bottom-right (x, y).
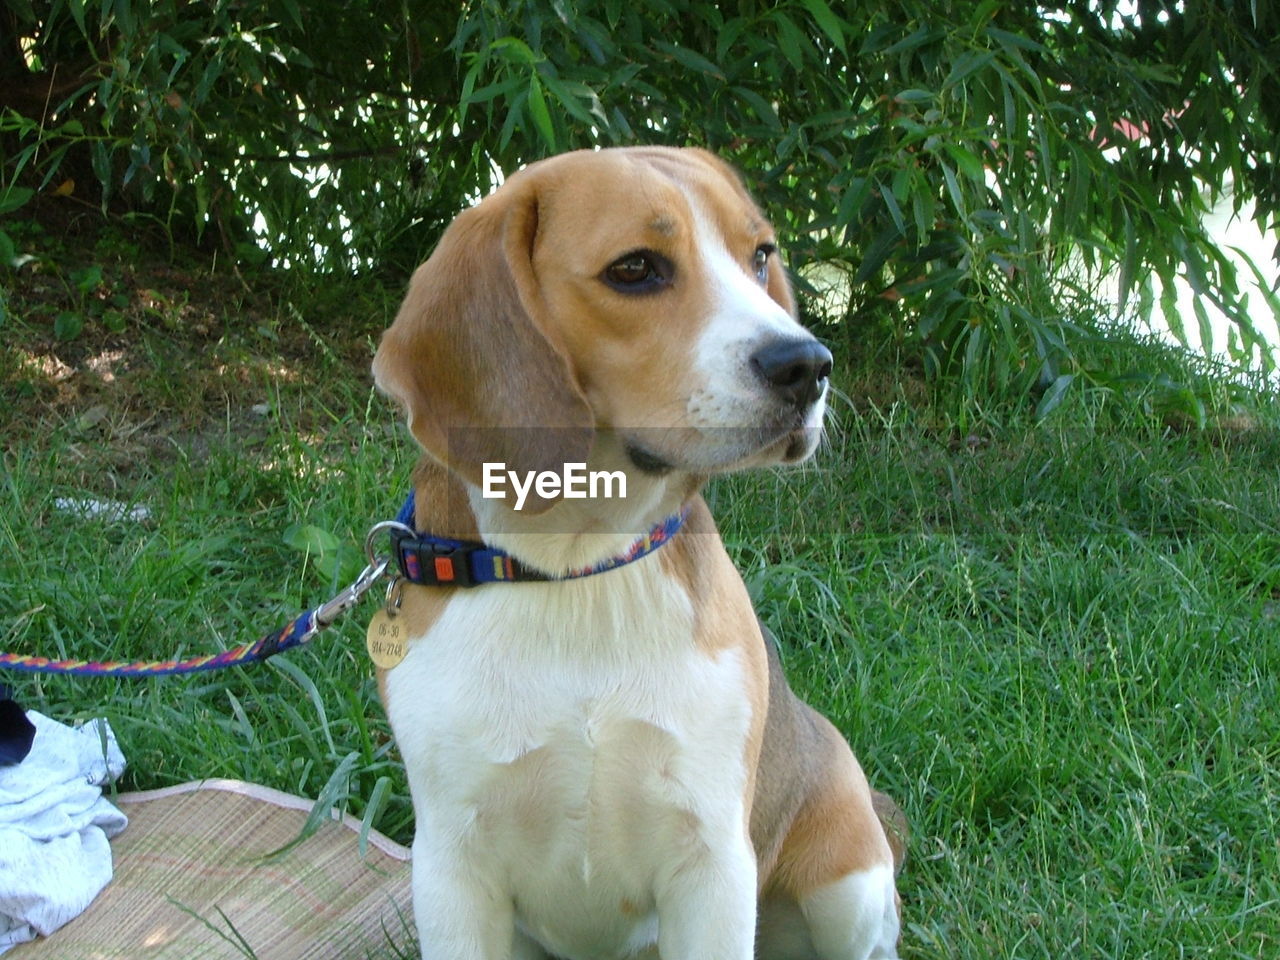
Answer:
top-left (657, 499), bottom-right (770, 841)
top-left (749, 626), bottom-right (904, 901)
top-left (374, 463), bottom-right (472, 708)
top-left (766, 715), bottom-right (893, 899)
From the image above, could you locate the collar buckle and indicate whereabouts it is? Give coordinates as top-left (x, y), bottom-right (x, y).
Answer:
top-left (390, 529), bottom-right (482, 588)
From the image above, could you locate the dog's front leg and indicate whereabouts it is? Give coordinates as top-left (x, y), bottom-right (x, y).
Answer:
top-left (655, 835), bottom-right (758, 960)
top-left (411, 835), bottom-right (515, 960)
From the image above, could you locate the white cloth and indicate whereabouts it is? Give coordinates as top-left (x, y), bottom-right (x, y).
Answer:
top-left (0, 712), bottom-right (127, 953)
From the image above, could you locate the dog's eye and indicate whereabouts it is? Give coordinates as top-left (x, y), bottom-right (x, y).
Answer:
top-left (603, 250), bottom-right (671, 293)
top-left (609, 254), bottom-right (653, 285)
top-left (754, 244), bottom-right (776, 285)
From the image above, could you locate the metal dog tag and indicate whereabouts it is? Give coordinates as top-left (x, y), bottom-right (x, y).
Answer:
top-left (365, 608), bottom-right (408, 670)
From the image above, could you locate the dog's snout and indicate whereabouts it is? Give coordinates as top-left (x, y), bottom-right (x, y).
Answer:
top-left (749, 338), bottom-right (833, 408)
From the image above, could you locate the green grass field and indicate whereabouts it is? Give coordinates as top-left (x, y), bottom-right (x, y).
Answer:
top-left (3, 262), bottom-right (1279, 957)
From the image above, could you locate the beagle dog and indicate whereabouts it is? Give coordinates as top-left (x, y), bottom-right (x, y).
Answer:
top-left (372, 146), bottom-right (905, 960)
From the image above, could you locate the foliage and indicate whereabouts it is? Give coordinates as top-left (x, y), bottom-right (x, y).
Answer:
top-left (2, 0), bottom-right (1277, 401)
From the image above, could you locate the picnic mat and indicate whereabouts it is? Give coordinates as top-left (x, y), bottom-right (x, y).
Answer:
top-left (11, 779), bottom-right (413, 960)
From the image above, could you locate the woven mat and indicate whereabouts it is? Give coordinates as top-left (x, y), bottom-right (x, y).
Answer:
top-left (12, 779), bottom-right (413, 960)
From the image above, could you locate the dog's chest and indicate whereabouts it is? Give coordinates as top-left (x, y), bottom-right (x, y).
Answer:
top-left (384, 565), bottom-right (753, 956)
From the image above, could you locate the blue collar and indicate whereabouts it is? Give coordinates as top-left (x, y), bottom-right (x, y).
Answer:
top-left (389, 491), bottom-right (688, 587)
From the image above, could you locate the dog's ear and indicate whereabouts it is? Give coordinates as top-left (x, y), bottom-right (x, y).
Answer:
top-left (373, 173), bottom-right (594, 513)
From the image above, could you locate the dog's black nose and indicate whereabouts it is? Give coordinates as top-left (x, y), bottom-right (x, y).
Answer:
top-left (749, 338), bottom-right (833, 408)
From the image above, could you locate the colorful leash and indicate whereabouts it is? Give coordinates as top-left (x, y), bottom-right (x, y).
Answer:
top-left (0, 522), bottom-right (403, 677)
top-left (1, 494), bottom-right (690, 678)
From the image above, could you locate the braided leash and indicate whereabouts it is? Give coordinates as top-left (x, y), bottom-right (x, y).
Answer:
top-left (1, 496), bottom-right (689, 678)
top-left (0, 524), bottom-right (400, 677)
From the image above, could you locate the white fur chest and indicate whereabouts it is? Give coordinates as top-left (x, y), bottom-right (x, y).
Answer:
top-left (383, 558), bottom-right (754, 959)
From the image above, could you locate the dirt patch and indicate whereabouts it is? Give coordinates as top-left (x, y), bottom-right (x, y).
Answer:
top-left (2, 198), bottom-right (398, 483)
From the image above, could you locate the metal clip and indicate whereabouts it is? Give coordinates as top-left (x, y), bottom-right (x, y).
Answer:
top-left (310, 519), bottom-right (415, 629)
top-left (314, 556), bottom-right (391, 627)
top-left (365, 520), bottom-right (415, 570)
top-left (384, 576), bottom-right (405, 618)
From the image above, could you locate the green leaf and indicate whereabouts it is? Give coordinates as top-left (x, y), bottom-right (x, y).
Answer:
top-left (836, 175), bottom-right (871, 233)
top-left (358, 776), bottom-right (394, 858)
top-left (998, 69), bottom-right (1019, 144)
top-left (1180, 240), bottom-right (1210, 297)
top-left (893, 88), bottom-right (934, 104)
top-left (716, 18), bottom-right (749, 64)
top-left (194, 177), bottom-right (209, 236)
top-left (489, 36), bottom-right (538, 64)
top-left (1229, 244), bottom-right (1280, 352)
top-left (942, 142), bottom-right (985, 181)
top-left (279, 0), bottom-right (303, 31)
top-left (0, 186), bottom-right (34, 216)
top-left (963, 321), bottom-right (987, 379)
top-left (464, 76), bottom-right (523, 106)
top-left (541, 73), bottom-right (597, 127)
top-left (1158, 265), bottom-right (1186, 346)
top-left (113, 0), bottom-right (133, 36)
top-left (193, 57), bottom-right (223, 104)
top-left (498, 101), bottom-right (520, 153)
top-left (1063, 147), bottom-right (1089, 233)
top-left (90, 141), bottom-right (112, 203)
top-left (986, 26), bottom-right (1046, 54)
top-left (284, 523), bottom-right (340, 557)
top-left (1192, 297), bottom-right (1214, 356)
top-left (155, 32), bottom-right (190, 62)
top-left (262, 751), bottom-right (360, 860)
top-left (55, 312), bottom-right (85, 340)
top-left (732, 86), bottom-right (781, 131)
top-left (656, 42), bottom-right (725, 80)
top-left (67, 0), bottom-right (88, 36)
top-left (527, 77), bottom-right (556, 152)
top-left (1118, 209), bottom-right (1137, 316)
top-left (910, 179), bottom-right (932, 238)
top-left (773, 12), bottom-right (806, 71)
top-left (939, 160), bottom-right (964, 214)
top-left (854, 225), bottom-right (900, 284)
top-left (1035, 373), bottom-right (1074, 419)
top-left (879, 181), bottom-right (906, 236)
top-left (71, 263), bottom-right (104, 294)
top-left (944, 49), bottom-right (995, 90)
top-left (272, 656), bottom-right (338, 756)
top-left (799, 0), bottom-right (846, 53)
top-left (1136, 272), bottom-right (1156, 326)
top-left (883, 25), bottom-right (936, 57)
top-left (610, 105), bottom-right (633, 140)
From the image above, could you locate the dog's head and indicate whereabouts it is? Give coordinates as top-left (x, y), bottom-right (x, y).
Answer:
top-left (373, 147), bottom-right (830, 506)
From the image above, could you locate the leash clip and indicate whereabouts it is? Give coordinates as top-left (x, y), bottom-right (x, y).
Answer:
top-left (314, 556), bottom-right (391, 628)
top-left (313, 519), bottom-right (414, 628)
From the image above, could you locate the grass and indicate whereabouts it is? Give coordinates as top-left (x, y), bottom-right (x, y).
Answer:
top-left (3, 237), bottom-right (1280, 957)
top-left (713, 394), bottom-right (1280, 957)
